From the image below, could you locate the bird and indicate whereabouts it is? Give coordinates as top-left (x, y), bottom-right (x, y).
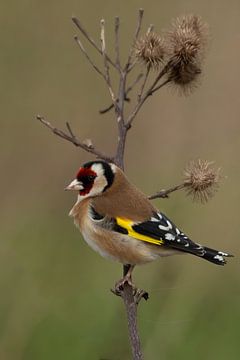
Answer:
top-left (66, 160), bottom-right (232, 288)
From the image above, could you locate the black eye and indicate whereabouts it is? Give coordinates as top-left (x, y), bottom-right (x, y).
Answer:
top-left (87, 175), bottom-right (95, 182)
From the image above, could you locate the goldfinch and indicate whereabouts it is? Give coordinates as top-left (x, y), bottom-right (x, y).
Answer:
top-left (66, 160), bottom-right (232, 283)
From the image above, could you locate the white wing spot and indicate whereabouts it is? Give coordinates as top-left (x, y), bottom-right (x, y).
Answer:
top-left (218, 251), bottom-right (228, 256)
top-left (177, 239), bottom-right (181, 243)
top-left (151, 217), bottom-right (160, 222)
top-left (184, 242), bottom-right (190, 247)
top-left (175, 228), bottom-right (180, 235)
top-left (166, 220), bottom-right (173, 229)
top-left (159, 224), bottom-right (171, 231)
top-left (214, 255), bottom-right (224, 262)
top-left (157, 213), bottom-right (163, 219)
top-left (165, 233), bottom-right (175, 241)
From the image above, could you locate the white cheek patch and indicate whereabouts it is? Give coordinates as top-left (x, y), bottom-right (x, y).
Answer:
top-left (91, 163), bottom-right (105, 177)
top-left (91, 176), bottom-right (108, 196)
top-left (90, 163), bottom-right (108, 195)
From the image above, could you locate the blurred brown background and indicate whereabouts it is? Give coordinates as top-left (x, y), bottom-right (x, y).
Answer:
top-left (0, 0), bottom-right (239, 359)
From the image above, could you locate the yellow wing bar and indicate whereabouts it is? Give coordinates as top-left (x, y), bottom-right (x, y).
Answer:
top-left (116, 217), bottom-right (164, 246)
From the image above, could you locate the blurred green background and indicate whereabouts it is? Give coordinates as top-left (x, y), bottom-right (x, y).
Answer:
top-left (0, 0), bottom-right (239, 359)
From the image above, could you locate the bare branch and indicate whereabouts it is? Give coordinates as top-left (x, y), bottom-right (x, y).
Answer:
top-left (74, 36), bottom-right (105, 78)
top-left (100, 19), bottom-right (117, 105)
top-left (126, 66), bottom-right (168, 128)
top-left (150, 78), bottom-right (171, 95)
top-left (99, 96), bottom-right (130, 115)
top-left (149, 183), bottom-right (185, 200)
top-left (115, 16), bottom-right (121, 69)
top-left (66, 121), bottom-right (76, 138)
top-left (122, 285), bottom-right (143, 360)
top-left (36, 115), bottom-right (113, 162)
top-left (138, 65), bottom-right (150, 100)
top-left (72, 16), bottom-right (117, 69)
top-left (99, 73), bottom-right (143, 114)
top-left (125, 9), bottom-right (144, 71)
top-left (127, 73), bottom-right (144, 94)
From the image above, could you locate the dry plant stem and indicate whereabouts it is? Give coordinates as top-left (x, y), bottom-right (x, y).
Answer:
top-left (138, 66), bottom-right (150, 100)
top-left (115, 71), bottom-right (127, 169)
top-left (125, 8), bottom-right (144, 71)
top-left (100, 20), bottom-right (117, 105)
top-left (122, 266), bottom-right (143, 360)
top-left (115, 16), bottom-right (121, 69)
top-left (126, 66), bottom-right (168, 128)
top-left (149, 183), bottom-right (185, 200)
top-left (74, 36), bottom-right (105, 78)
top-left (36, 116), bottom-right (113, 162)
top-left (72, 16), bottom-right (117, 70)
top-left (99, 73), bottom-right (143, 114)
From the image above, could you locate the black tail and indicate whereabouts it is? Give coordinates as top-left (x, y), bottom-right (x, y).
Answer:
top-left (200, 247), bottom-right (233, 265)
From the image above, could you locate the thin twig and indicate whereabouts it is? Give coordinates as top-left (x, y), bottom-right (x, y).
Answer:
top-left (115, 16), bottom-right (121, 70)
top-left (150, 78), bottom-right (171, 95)
top-left (99, 73), bottom-right (143, 114)
top-left (100, 19), bottom-right (116, 105)
top-left (74, 36), bottom-right (105, 78)
top-left (138, 65), bottom-right (150, 101)
top-left (126, 66), bottom-right (168, 128)
top-left (72, 16), bottom-right (117, 69)
top-left (128, 73), bottom-right (144, 94)
top-left (99, 96), bottom-right (130, 115)
top-left (149, 183), bottom-right (185, 200)
top-left (66, 121), bottom-right (76, 138)
top-left (125, 9), bottom-right (144, 71)
top-left (36, 115), bottom-right (113, 162)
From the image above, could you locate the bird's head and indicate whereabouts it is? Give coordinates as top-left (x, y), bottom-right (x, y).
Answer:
top-left (65, 160), bottom-right (116, 200)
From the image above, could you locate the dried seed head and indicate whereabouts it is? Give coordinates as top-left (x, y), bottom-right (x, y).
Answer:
top-left (183, 160), bottom-right (220, 203)
top-left (135, 32), bottom-right (166, 69)
top-left (166, 15), bottom-right (208, 93)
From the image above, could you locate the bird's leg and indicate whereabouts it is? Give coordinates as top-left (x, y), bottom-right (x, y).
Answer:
top-left (115, 264), bottom-right (135, 292)
top-left (111, 264), bottom-right (149, 303)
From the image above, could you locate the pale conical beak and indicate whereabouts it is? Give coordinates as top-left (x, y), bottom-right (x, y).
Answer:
top-left (65, 179), bottom-right (84, 191)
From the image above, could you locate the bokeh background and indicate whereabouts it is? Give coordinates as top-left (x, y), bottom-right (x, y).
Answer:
top-left (0, 0), bottom-right (239, 359)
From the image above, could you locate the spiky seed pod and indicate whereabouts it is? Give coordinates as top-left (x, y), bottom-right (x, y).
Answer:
top-left (183, 160), bottom-right (220, 203)
top-left (166, 15), bottom-right (208, 93)
top-left (135, 32), bottom-right (166, 69)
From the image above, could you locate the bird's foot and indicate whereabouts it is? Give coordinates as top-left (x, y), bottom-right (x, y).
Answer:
top-left (133, 288), bottom-right (149, 304)
top-left (113, 273), bottom-right (133, 294)
top-left (111, 275), bottom-right (149, 304)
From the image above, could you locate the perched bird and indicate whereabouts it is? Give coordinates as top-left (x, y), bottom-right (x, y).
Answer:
top-left (66, 160), bottom-right (232, 286)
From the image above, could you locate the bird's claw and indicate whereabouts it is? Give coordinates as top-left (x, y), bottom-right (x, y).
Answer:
top-left (111, 276), bottom-right (149, 304)
top-left (114, 274), bottom-right (133, 294)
